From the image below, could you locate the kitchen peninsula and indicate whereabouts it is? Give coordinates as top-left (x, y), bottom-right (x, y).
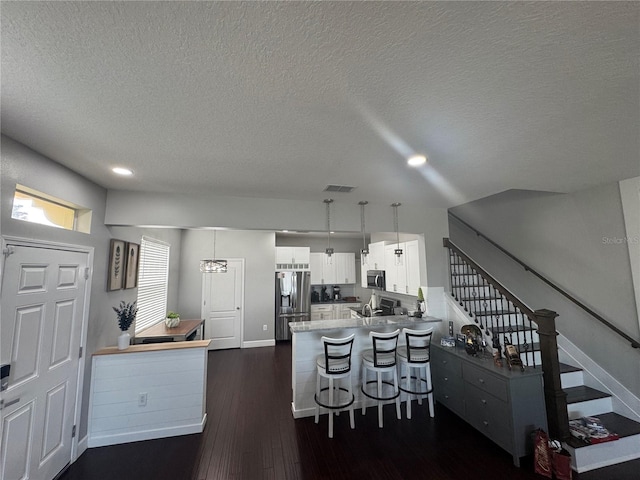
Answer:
top-left (289, 315), bottom-right (442, 418)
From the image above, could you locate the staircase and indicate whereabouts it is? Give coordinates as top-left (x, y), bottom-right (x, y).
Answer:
top-left (444, 238), bottom-right (640, 473)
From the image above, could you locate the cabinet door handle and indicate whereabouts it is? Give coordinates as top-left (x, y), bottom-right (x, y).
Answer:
top-left (0, 397), bottom-right (20, 410)
top-left (481, 399), bottom-right (487, 405)
top-left (483, 421), bottom-right (489, 427)
top-left (478, 378), bottom-right (485, 384)
top-left (444, 395), bottom-right (449, 399)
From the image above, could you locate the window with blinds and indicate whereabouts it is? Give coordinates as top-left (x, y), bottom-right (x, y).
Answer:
top-left (135, 236), bottom-right (170, 333)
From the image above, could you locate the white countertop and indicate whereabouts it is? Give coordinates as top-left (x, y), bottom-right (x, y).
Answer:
top-left (289, 315), bottom-right (442, 333)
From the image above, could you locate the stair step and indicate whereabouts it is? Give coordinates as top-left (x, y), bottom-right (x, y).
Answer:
top-left (490, 324), bottom-right (536, 334)
top-left (565, 412), bottom-right (640, 449)
top-left (560, 363), bottom-right (584, 389)
top-left (566, 386), bottom-right (613, 419)
top-left (460, 296), bottom-right (500, 301)
top-left (472, 310), bottom-right (517, 317)
top-left (565, 385), bottom-right (611, 404)
top-left (560, 362), bottom-right (582, 374)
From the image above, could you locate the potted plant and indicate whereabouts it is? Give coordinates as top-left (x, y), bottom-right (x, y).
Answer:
top-left (113, 301), bottom-right (137, 350)
top-left (415, 287), bottom-right (425, 318)
top-left (165, 311), bottom-right (181, 328)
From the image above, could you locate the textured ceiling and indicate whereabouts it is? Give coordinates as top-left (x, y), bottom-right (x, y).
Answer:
top-left (1, 1), bottom-right (638, 208)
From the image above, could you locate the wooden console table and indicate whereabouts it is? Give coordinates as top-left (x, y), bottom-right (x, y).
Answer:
top-left (134, 319), bottom-right (204, 344)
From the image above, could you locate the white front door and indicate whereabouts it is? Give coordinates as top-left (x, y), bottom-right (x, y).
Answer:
top-left (1, 244), bottom-right (89, 480)
top-left (201, 259), bottom-right (244, 350)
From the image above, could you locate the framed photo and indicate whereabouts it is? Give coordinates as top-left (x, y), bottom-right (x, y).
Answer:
top-left (124, 242), bottom-right (140, 289)
top-left (108, 239), bottom-right (125, 291)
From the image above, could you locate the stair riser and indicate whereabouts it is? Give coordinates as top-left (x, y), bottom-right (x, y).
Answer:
top-left (492, 330), bottom-right (539, 346)
top-left (566, 433), bottom-right (640, 473)
top-left (561, 370), bottom-right (584, 389)
top-left (567, 397), bottom-right (613, 419)
top-left (453, 286), bottom-right (497, 301)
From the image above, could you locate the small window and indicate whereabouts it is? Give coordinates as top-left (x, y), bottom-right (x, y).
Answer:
top-left (11, 185), bottom-right (92, 233)
top-left (135, 236), bottom-right (171, 333)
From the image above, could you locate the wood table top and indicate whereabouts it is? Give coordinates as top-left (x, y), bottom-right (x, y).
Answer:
top-left (135, 318), bottom-right (203, 339)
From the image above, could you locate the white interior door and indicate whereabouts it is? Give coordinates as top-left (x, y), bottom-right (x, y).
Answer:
top-left (201, 259), bottom-right (244, 350)
top-left (1, 244), bottom-right (89, 480)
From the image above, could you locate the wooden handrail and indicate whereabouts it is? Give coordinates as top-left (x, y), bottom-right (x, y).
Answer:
top-left (448, 212), bottom-right (640, 349)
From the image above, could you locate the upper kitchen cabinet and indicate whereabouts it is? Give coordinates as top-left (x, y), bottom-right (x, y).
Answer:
top-left (310, 252), bottom-right (356, 285)
top-left (384, 240), bottom-right (424, 296)
top-left (334, 252), bottom-right (356, 284)
top-left (276, 246), bottom-right (310, 270)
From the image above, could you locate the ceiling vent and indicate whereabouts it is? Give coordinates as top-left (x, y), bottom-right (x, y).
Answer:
top-left (324, 184), bottom-right (356, 193)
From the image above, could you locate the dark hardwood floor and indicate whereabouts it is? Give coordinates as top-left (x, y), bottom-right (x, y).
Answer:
top-left (62, 344), bottom-right (640, 480)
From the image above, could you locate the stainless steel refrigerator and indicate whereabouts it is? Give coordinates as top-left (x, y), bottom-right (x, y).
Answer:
top-left (275, 271), bottom-right (311, 341)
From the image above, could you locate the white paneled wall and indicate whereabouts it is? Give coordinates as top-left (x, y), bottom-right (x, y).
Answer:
top-left (88, 344), bottom-right (208, 447)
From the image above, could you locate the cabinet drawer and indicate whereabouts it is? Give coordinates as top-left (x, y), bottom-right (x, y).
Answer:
top-left (465, 383), bottom-right (512, 451)
top-left (462, 362), bottom-right (508, 402)
top-left (434, 377), bottom-right (464, 415)
top-left (432, 350), bottom-right (462, 377)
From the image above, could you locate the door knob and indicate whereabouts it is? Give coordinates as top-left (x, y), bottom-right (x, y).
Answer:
top-left (236, 307), bottom-right (240, 310)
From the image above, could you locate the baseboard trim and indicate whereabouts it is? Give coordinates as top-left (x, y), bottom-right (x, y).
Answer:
top-left (88, 414), bottom-right (207, 448)
top-left (243, 339), bottom-right (276, 348)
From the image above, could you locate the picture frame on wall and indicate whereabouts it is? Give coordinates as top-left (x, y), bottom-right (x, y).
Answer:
top-left (124, 242), bottom-right (140, 289)
top-left (108, 239), bottom-right (126, 291)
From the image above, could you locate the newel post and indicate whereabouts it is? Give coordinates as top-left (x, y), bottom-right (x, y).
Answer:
top-left (534, 308), bottom-right (570, 440)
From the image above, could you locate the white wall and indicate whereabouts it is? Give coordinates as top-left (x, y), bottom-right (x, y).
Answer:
top-left (178, 229), bottom-right (275, 342)
top-left (105, 190), bottom-right (450, 289)
top-left (1, 135), bottom-right (118, 439)
top-left (449, 184), bottom-right (640, 398)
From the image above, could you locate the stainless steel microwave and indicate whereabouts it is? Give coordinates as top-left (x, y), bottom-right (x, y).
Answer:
top-left (366, 270), bottom-right (386, 290)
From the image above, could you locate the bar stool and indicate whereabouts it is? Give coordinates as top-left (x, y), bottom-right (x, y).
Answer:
top-left (397, 327), bottom-right (434, 419)
top-left (361, 329), bottom-right (401, 428)
top-left (314, 333), bottom-right (356, 438)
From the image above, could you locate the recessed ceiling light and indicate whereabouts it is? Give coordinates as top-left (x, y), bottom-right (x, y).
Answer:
top-left (112, 167), bottom-right (133, 176)
top-left (407, 154), bottom-right (427, 167)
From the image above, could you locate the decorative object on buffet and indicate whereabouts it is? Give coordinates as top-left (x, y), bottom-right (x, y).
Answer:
top-left (324, 199), bottom-right (334, 262)
top-left (359, 200), bottom-right (369, 266)
top-left (391, 202), bottom-right (403, 265)
top-left (165, 311), bottom-right (181, 328)
top-left (461, 324), bottom-right (482, 356)
top-left (113, 300), bottom-right (137, 350)
top-left (200, 229), bottom-right (227, 273)
top-left (440, 320), bottom-right (456, 347)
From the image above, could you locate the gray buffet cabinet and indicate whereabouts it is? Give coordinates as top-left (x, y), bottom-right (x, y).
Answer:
top-left (431, 342), bottom-right (548, 466)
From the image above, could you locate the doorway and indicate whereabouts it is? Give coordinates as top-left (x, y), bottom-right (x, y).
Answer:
top-left (201, 259), bottom-right (244, 350)
top-left (0, 238), bottom-right (91, 480)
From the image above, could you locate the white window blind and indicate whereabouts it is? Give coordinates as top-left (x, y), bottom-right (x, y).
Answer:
top-left (135, 237), bottom-right (170, 333)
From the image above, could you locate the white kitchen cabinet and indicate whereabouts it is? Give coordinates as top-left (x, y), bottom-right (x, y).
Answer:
top-left (384, 240), bottom-right (423, 296)
top-left (311, 304), bottom-right (334, 320)
top-left (310, 253), bottom-right (325, 284)
top-left (334, 252), bottom-right (356, 284)
top-left (276, 246), bottom-right (310, 270)
top-left (310, 252), bottom-right (356, 285)
top-left (331, 302), bottom-right (361, 320)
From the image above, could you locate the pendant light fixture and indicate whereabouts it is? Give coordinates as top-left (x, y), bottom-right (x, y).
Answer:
top-left (391, 202), bottom-right (403, 266)
top-left (359, 201), bottom-right (369, 266)
top-left (200, 229), bottom-right (228, 273)
top-left (324, 199), bottom-right (334, 263)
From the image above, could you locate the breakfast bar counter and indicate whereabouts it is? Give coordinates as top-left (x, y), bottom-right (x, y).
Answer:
top-left (289, 315), bottom-right (442, 418)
